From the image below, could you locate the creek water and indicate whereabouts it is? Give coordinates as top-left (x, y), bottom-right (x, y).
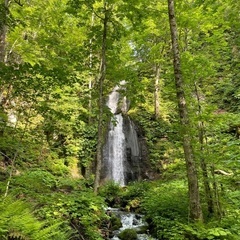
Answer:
top-left (108, 208), bottom-right (152, 240)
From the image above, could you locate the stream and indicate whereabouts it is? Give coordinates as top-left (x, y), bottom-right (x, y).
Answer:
top-left (108, 208), bottom-right (155, 240)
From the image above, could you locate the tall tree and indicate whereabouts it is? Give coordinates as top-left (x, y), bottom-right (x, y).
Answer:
top-left (93, 0), bottom-right (109, 193)
top-left (167, 0), bottom-right (202, 221)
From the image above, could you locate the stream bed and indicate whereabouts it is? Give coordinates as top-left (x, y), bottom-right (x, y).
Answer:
top-left (108, 208), bottom-right (155, 240)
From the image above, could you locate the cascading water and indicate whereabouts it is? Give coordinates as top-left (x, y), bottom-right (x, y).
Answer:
top-left (102, 83), bottom-right (141, 186)
top-left (106, 113), bottom-right (125, 186)
top-left (109, 208), bottom-right (148, 240)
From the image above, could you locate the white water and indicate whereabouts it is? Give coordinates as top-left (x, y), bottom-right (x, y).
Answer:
top-left (109, 208), bottom-right (153, 240)
top-left (107, 85), bottom-right (121, 114)
top-left (105, 86), bottom-right (126, 186)
top-left (103, 82), bottom-right (141, 186)
top-left (107, 114), bottom-right (125, 186)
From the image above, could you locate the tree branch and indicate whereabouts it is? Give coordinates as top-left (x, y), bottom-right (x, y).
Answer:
top-left (93, 9), bottom-right (104, 21)
top-left (14, 0), bottom-right (23, 6)
top-left (0, 151), bottom-right (11, 160)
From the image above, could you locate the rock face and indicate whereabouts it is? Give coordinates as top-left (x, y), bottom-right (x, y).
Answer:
top-left (123, 116), bottom-right (144, 183)
top-left (101, 83), bottom-right (148, 185)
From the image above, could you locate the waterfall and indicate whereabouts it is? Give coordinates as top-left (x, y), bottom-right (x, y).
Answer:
top-left (102, 83), bottom-right (141, 186)
top-left (106, 114), bottom-right (126, 186)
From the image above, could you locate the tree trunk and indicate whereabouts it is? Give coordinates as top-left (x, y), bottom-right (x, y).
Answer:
top-left (167, 0), bottom-right (203, 221)
top-left (199, 121), bottom-right (214, 216)
top-left (88, 13), bottom-right (95, 124)
top-left (154, 63), bottom-right (160, 120)
top-left (0, 0), bottom-right (9, 136)
top-left (210, 164), bottom-right (223, 219)
top-left (0, 0), bottom-right (9, 62)
top-left (194, 82), bottom-right (214, 217)
top-left (94, 3), bottom-right (108, 193)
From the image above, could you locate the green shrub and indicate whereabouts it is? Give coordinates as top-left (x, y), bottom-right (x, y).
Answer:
top-left (142, 180), bottom-right (188, 239)
top-left (216, 210), bottom-right (240, 239)
top-left (36, 190), bottom-right (106, 240)
top-left (121, 181), bottom-right (151, 211)
top-left (183, 223), bottom-right (237, 240)
top-left (11, 169), bottom-right (56, 194)
top-left (122, 181), bottom-right (150, 200)
top-left (99, 181), bottom-right (122, 207)
top-left (142, 180), bottom-right (188, 220)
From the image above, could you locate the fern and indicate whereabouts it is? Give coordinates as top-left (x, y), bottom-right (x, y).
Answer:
top-left (0, 196), bottom-right (69, 240)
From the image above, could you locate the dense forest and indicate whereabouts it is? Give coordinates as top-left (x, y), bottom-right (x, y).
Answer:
top-left (0, 0), bottom-right (239, 239)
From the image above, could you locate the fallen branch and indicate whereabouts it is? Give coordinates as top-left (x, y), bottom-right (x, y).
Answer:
top-left (214, 169), bottom-right (233, 176)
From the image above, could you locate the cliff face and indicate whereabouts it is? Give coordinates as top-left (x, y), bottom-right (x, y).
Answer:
top-left (123, 116), bottom-right (149, 183)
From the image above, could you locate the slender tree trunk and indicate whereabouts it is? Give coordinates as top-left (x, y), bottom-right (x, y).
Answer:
top-left (0, 0), bottom-right (9, 137)
top-left (194, 82), bottom-right (214, 217)
top-left (154, 63), bottom-right (160, 120)
top-left (0, 0), bottom-right (9, 62)
top-left (81, 13), bottom-right (95, 179)
top-left (94, 3), bottom-right (108, 193)
top-left (88, 13), bottom-right (95, 124)
top-left (167, 0), bottom-right (203, 221)
top-left (210, 164), bottom-right (223, 219)
top-left (199, 121), bottom-right (214, 216)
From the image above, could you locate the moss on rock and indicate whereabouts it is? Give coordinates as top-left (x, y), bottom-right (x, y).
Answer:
top-left (118, 229), bottom-right (137, 240)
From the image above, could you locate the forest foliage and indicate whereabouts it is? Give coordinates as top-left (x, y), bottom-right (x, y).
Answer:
top-left (0, 0), bottom-right (239, 239)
